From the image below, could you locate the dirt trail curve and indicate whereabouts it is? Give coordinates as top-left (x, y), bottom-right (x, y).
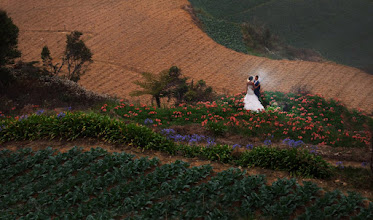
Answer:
top-left (1, 0), bottom-right (372, 112)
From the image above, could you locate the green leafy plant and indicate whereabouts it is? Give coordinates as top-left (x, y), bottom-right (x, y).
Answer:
top-left (237, 147), bottom-right (332, 178)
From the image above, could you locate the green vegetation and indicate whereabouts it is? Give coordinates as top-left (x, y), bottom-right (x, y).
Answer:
top-left (0, 10), bottom-right (21, 88)
top-left (131, 66), bottom-right (215, 107)
top-left (189, 0), bottom-right (373, 72)
top-left (104, 91), bottom-right (372, 148)
top-left (0, 111), bottom-right (331, 178)
top-left (1, 147), bottom-right (372, 219)
top-left (0, 10), bottom-right (20, 67)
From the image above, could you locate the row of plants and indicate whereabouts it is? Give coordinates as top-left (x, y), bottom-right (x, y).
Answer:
top-left (104, 91), bottom-right (372, 147)
top-left (0, 112), bottom-right (331, 178)
top-left (0, 148), bottom-right (372, 219)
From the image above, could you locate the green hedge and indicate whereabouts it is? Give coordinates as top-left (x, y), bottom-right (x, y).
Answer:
top-left (0, 112), bottom-right (331, 178)
top-left (237, 147), bottom-right (331, 178)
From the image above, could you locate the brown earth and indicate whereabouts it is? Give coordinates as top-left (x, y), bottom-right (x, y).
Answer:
top-left (1, 0), bottom-right (372, 112)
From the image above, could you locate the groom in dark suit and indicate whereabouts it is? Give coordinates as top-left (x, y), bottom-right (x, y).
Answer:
top-left (254, 75), bottom-right (261, 100)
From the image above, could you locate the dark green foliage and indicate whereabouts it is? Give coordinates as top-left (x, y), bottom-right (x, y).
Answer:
top-left (41, 46), bottom-right (52, 65)
top-left (0, 10), bottom-right (21, 67)
top-left (184, 79), bottom-right (215, 103)
top-left (242, 21), bottom-right (277, 50)
top-left (0, 148), bottom-right (371, 219)
top-left (189, 0), bottom-right (373, 72)
top-left (131, 66), bottom-right (215, 107)
top-left (238, 147), bottom-right (332, 178)
top-left (64, 31), bottom-right (92, 82)
top-left (131, 70), bottom-right (173, 107)
top-left (205, 120), bottom-right (227, 136)
top-left (0, 112), bottom-right (331, 178)
top-left (0, 10), bottom-right (20, 88)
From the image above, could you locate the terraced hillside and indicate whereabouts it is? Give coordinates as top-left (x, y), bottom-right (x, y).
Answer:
top-left (1, 0), bottom-right (372, 112)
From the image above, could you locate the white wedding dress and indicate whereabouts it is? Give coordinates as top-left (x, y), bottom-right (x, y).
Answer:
top-left (243, 84), bottom-right (264, 112)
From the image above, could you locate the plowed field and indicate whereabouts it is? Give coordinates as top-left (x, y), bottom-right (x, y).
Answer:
top-left (1, 0), bottom-right (372, 112)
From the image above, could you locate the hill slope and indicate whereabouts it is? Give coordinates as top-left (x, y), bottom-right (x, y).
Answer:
top-left (1, 0), bottom-right (372, 112)
top-left (189, 0), bottom-right (373, 72)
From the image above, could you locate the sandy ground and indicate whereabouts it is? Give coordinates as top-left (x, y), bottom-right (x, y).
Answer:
top-left (0, 0), bottom-right (372, 112)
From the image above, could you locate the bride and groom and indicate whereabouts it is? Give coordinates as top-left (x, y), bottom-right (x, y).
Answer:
top-left (244, 75), bottom-right (264, 112)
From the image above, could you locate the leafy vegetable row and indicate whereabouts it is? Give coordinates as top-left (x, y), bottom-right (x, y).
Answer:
top-left (0, 148), bottom-right (371, 219)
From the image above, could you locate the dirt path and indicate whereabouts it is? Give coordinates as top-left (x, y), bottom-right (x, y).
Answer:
top-left (1, 139), bottom-right (372, 200)
top-left (1, 0), bottom-right (372, 112)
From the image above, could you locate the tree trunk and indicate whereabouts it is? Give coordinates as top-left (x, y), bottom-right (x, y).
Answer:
top-left (155, 96), bottom-right (161, 108)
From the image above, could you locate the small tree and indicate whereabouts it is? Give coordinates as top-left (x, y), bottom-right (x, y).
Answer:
top-left (41, 31), bottom-right (92, 82)
top-left (130, 66), bottom-right (189, 107)
top-left (184, 79), bottom-right (214, 103)
top-left (131, 66), bottom-right (215, 107)
top-left (64, 31), bottom-right (92, 82)
top-left (130, 71), bottom-right (169, 107)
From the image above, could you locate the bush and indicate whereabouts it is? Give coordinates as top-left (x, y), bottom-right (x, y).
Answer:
top-left (237, 147), bottom-right (332, 178)
top-left (206, 121), bottom-right (228, 136)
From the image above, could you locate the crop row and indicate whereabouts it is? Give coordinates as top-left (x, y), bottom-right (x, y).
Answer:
top-left (0, 148), bottom-right (372, 219)
top-left (0, 112), bottom-right (331, 178)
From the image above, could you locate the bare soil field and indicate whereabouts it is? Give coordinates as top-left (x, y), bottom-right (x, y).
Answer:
top-left (1, 0), bottom-right (372, 112)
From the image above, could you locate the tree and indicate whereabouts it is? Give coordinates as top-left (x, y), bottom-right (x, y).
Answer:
top-left (184, 79), bottom-right (214, 103)
top-left (41, 31), bottom-right (92, 82)
top-left (130, 66), bottom-right (189, 107)
top-left (41, 45), bottom-right (64, 75)
top-left (0, 10), bottom-right (20, 88)
top-left (163, 66), bottom-right (189, 104)
top-left (131, 66), bottom-right (215, 107)
top-left (130, 71), bottom-right (169, 107)
top-left (64, 31), bottom-right (92, 82)
top-left (0, 10), bottom-right (21, 67)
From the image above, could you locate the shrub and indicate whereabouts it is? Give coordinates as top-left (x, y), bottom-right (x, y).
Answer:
top-left (237, 147), bottom-right (332, 178)
top-left (206, 120), bottom-right (228, 136)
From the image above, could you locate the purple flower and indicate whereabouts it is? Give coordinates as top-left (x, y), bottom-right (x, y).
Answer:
top-left (57, 112), bottom-right (66, 119)
top-left (160, 128), bottom-right (175, 136)
top-left (282, 138), bottom-right (291, 144)
top-left (19, 115), bottom-right (28, 121)
top-left (36, 109), bottom-right (45, 115)
top-left (264, 139), bottom-right (272, 146)
top-left (232, 144), bottom-right (241, 149)
top-left (362, 162), bottom-right (368, 167)
top-left (336, 161), bottom-right (344, 169)
top-left (144, 118), bottom-right (154, 125)
top-left (245, 144), bottom-right (254, 150)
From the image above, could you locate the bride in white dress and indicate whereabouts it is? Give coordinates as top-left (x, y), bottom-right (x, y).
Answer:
top-left (243, 76), bottom-right (265, 112)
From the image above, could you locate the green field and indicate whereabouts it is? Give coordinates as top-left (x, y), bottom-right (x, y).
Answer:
top-left (1, 147), bottom-right (372, 219)
top-left (189, 0), bottom-right (373, 73)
